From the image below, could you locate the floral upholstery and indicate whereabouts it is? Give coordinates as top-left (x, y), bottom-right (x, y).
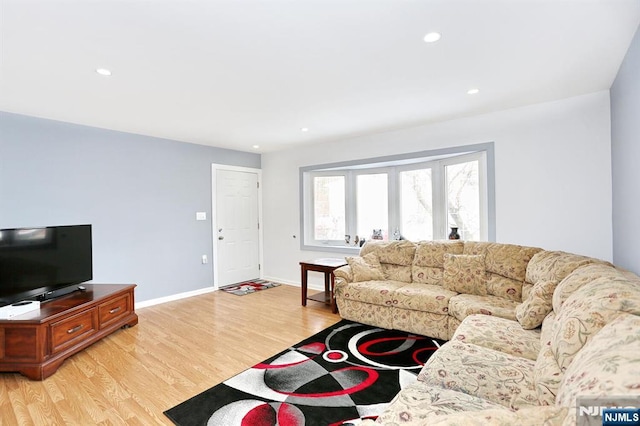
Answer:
top-left (335, 298), bottom-right (394, 330)
top-left (425, 406), bottom-right (568, 426)
top-left (464, 242), bottom-right (542, 302)
top-left (393, 309), bottom-right (450, 341)
top-left (392, 283), bottom-right (455, 314)
top-left (534, 272), bottom-right (640, 405)
top-left (514, 251), bottom-right (606, 332)
top-left (556, 314), bottom-right (640, 425)
top-left (552, 263), bottom-right (626, 313)
top-left (360, 240), bottom-right (416, 283)
top-left (335, 279), bottom-right (405, 305)
top-left (373, 382), bottom-right (505, 425)
top-left (525, 250), bottom-right (603, 286)
top-left (412, 240), bottom-right (464, 285)
top-left (417, 341), bottom-right (539, 409)
top-left (549, 277), bottom-right (640, 373)
top-left (411, 265), bottom-right (445, 285)
top-left (452, 314), bottom-right (541, 360)
top-left (443, 254), bottom-right (487, 296)
top-left (515, 280), bottom-right (555, 329)
top-left (361, 240), bottom-right (417, 265)
top-left (334, 242), bottom-right (640, 425)
top-left (346, 252), bottom-right (385, 282)
top-left (448, 294), bottom-right (520, 322)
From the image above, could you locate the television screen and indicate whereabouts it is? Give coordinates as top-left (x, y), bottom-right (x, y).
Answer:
top-left (0, 224), bottom-right (92, 307)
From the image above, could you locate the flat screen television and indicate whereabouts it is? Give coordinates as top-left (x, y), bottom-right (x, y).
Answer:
top-left (0, 224), bottom-right (92, 307)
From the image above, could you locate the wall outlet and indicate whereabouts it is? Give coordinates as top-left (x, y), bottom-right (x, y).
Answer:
top-left (201, 255), bottom-right (208, 264)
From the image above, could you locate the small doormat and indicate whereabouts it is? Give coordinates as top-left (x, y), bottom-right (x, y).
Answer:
top-left (219, 279), bottom-right (281, 296)
top-left (164, 319), bottom-right (445, 426)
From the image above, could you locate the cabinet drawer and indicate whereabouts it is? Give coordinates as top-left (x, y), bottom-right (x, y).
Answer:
top-left (51, 310), bottom-right (97, 353)
top-left (98, 294), bottom-right (131, 329)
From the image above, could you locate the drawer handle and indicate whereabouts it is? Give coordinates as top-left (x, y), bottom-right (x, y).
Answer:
top-left (109, 307), bottom-right (122, 314)
top-left (67, 324), bottom-right (84, 334)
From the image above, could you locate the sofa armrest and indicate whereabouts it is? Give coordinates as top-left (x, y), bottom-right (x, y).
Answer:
top-left (334, 265), bottom-right (353, 290)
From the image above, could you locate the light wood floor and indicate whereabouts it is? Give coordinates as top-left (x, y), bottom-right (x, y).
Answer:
top-left (0, 284), bottom-right (340, 425)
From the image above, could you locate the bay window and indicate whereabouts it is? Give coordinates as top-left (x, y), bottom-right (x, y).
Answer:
top-left (301, 143), bottom-right (494, 252)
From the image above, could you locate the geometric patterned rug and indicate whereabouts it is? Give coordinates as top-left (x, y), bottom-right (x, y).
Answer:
top-left (219, 279), bottom-right (281, 296)
top-left (164, 319), bottom-right (446, 425)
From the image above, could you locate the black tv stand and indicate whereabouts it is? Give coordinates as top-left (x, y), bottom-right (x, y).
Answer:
top-left (36, 284), bottom-right (85, 302)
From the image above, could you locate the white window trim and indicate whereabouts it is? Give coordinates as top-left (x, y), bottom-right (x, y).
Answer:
top-left (299, 142), bottom-right (496, 253)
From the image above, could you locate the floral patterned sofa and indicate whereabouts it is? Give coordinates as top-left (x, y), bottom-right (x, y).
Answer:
top-left (334, 240), bottom-right (640, 425)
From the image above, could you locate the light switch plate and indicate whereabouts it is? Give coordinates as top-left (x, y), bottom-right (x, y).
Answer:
top-left (196, 212), bottom-right (207, 221)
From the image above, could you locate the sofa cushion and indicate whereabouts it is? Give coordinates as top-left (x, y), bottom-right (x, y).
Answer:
top-left (374, 381), bottom-right (505, 425)
top-left (336, 279), bottom-right (406, 306)
top-left (359, 240), bottom-right (417, 283)
top-left (417, 341), bottom-right (539, 409)
top-left (525, 250), bottom-right (602, 286)
top-left (360, 240), bottom-right (416, 265)
top-left (346, 252), bottom-right (385, 282)
top-left (392, 283), bottom-right (456, 314)
top-left (412, 240), bottom-right (464, 286)
top-left (464, 242), bottom-right (541, 302)
top-left (552, 263), bottom-right (623, 314)
top-left (448, 294), bottom-right (519, 322)
top-left (443, 254), bottom-right (487, 296)
top-left (515, 280), bottom-right (555, 329)
top-left (452, 314), bottom-right (541, 360)
top-left (556, 313), bottom-right (640, 410)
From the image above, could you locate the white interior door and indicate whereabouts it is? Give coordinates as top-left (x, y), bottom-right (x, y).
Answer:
top-left (213, 167), bottom-right (261, 287)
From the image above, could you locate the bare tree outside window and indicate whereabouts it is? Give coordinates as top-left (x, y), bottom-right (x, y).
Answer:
top-left (446, 161), bottom-right (480, 240)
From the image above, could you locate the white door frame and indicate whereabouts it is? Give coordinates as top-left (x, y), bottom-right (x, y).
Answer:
top-left (211, 164), bottom-right (263, 289)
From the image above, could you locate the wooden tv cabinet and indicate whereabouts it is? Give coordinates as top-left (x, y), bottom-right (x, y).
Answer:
top-left (0, 284), bottom-right (138, 380)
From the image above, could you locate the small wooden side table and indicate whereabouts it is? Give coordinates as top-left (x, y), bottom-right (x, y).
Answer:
top-left (300, 258), bottom-right (347, 313)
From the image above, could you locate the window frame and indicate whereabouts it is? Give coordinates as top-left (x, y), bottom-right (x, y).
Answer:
top-left (300, 142), bottom-right (496, 253)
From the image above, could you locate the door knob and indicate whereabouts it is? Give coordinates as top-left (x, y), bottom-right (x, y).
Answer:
top-left (218, 236), bottom-right (224, 240)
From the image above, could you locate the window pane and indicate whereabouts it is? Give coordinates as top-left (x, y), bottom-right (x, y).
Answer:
top-left (400, 169), bottom-right (433, 241)
top-left (446, 161), bottom-right (480, 240)
top-left (356, 174), bottom-right (388, 241)
top-left (313, 176), bottom-right (345, 240)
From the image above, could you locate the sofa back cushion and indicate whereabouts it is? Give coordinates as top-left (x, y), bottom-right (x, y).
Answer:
top-left (464, 242), bottom-right (541, 302)
top-left (360, 240), bottom-right (416, 283)
top-left (345, 252), bottom-right (385, 282)
top-left (517, 251), bottom-right (606, 329)
top-left (412, 240), bottom-right (464, 285)
top-left (556, 313), bottom-right (640, 413)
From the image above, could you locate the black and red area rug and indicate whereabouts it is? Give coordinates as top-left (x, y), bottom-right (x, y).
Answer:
top-left (164, 320), bottom-right (445, 426)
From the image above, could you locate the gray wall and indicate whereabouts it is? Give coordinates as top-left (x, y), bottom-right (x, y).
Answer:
top-left (611, 25), bottom-right (640, 275)
top-left (0, 112), bottom-right (260, 303)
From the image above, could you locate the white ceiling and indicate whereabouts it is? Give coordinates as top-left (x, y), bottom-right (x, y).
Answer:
top-left (1, 0), bottom-right (639, 153)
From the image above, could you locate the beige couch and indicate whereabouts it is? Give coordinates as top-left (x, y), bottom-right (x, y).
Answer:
top-left (333, 240), bottom-right (640, 425)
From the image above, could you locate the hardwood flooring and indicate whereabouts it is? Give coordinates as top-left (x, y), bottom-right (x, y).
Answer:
top-left (0, 284), bottom-right (340, 425)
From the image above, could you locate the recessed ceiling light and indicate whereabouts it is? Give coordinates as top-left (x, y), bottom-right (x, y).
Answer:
top-left (96, 68), bottom-right (112, 76)
top-left (301, 127), bottom-right (309, 132)
top-left (423, 32), bottom-right (441, 43)
top-left (252, 145), bottom-right (260, 149)
top-left (467, 88), bottom-right (480, 95)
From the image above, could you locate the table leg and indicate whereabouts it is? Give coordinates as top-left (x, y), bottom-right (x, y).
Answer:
top-left (301, 266), bottom-right (308, 306)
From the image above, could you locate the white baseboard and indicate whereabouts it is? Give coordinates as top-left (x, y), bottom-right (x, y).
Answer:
top-left (262, 276), bottom-right (325, 292)
top-left (135, 286), bottom-right (216, 309)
